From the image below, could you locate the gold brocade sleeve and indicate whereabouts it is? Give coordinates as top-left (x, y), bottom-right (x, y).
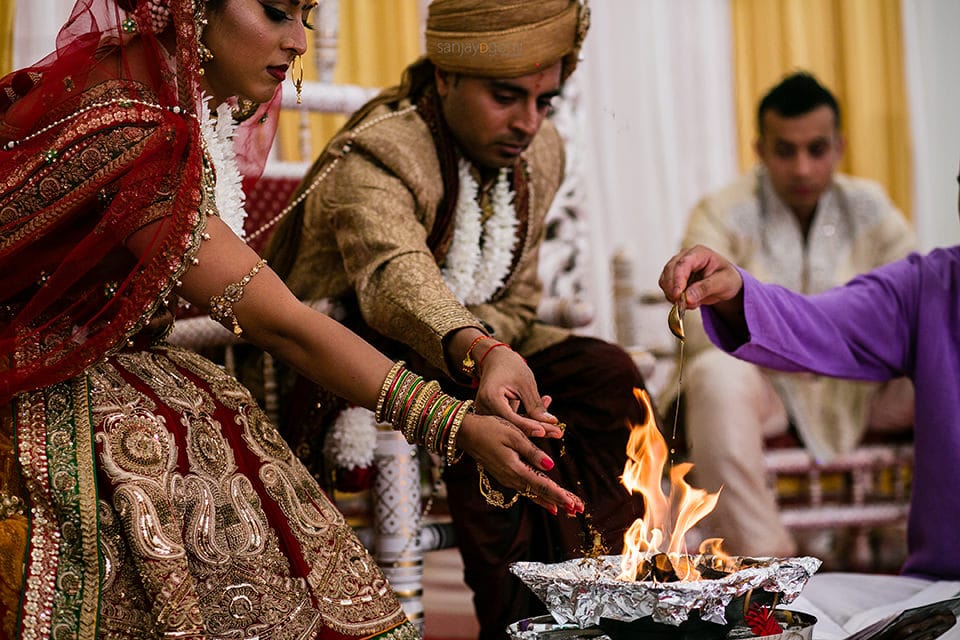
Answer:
top-left (283, 105), bottom-right (570, 375)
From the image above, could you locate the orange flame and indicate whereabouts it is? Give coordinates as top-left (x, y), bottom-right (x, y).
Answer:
top-left (618, 389), bottom-right (725, 581)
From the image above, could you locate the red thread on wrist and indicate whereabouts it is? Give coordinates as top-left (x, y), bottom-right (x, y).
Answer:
top-left (476, 342), bottom-right (510, 371)
top-left (461, 334), bottom-right (492, 379)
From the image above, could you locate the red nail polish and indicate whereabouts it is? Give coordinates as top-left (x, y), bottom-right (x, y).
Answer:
top-left (542, 457), bottom-right (554, 471)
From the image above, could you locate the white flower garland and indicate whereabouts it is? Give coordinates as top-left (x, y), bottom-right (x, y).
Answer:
top-left (198, 96), bottom-right (248, 239)
top-left (325, 406), bottom-right (378, 470)
top-left (441, 158), bottom-right (520, 305)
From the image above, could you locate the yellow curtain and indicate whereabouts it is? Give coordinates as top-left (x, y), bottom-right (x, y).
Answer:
top-left (730, 0), bottom-right (912, 217)
top-left (1, 0), bottom-right (14, 77)
top-left (276, 0), bottom-right (423, 162)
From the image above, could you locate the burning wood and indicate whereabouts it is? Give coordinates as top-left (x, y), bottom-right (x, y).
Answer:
top-left (630, 549), bottom-right (767, 583)
top-left (633, 551), bottom-right (706, 582)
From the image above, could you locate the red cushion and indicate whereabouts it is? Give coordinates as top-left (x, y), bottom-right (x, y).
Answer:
top-left (243, 176), bottom-right (301, 254)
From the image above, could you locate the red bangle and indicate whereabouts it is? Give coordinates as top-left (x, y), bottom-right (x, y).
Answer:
top-left (476, 342), bottom-right (510, 371)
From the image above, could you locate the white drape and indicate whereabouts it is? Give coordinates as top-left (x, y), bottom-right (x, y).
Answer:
top-left (577, 0), bottom-right (739, 341)
top-left (12, 0), bottom-right (72, 69)
top-left (16, 0), bottom-right (958, 345)
top-left (901, 0), bottom-right (960, 252)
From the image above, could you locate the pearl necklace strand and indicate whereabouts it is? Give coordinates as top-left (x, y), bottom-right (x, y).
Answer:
top-left (2, 98), bottom-right (193, 151)
top-left (246, 105), bottom-right (418, 245)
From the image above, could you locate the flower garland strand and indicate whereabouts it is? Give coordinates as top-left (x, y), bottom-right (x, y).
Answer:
top-left (441, 158), bottom-right (520, 305)
top-left (198, 95), bottom-right (248, 239)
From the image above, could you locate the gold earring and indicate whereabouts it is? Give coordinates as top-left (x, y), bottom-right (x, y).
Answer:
top-left (194, 3), bottom-right (213, 74)
top-left (197, 39), bottom-right (214, 74)
top-left (292, 55), bottom-right (303, 104)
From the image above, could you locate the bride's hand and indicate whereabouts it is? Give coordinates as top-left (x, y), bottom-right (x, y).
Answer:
top-left (456, 412), bottom-right (584, 516)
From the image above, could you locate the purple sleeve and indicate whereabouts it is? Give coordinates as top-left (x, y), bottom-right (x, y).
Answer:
top-left (701, 264), bottom-right (916, 382)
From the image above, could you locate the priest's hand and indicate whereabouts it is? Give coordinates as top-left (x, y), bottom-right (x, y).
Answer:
top-left (659, 244), bottom-right (745, 318)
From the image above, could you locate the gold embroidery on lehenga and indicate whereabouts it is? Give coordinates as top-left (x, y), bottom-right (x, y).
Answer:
top-left (15, 338), bottom-right (412, 639)
top-left (14, 340), bottom-right (410, 639)
top-left (70, 380), bottom-right (104, 639)
top-left (164, 344), bottom-right (410, 635)
top-left (96, 497), bottom-right (156, 636)
top-left (89, 360), bottom-right (207, 638)
top-left (238, 396), bottom-right (407, 634)
top-left (90, 350), bottom-right (323, 638)
top-left (15, 380), bottom-right (104, 640)
top-left (16, 390), bottom-right (62, 640)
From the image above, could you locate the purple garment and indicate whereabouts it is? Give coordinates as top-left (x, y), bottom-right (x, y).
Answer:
top-left (702, 246), bottom-right (960, 580)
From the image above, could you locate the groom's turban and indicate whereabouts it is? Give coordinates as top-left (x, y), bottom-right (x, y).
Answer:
top-left (425, 0), bottom-right (590, 80)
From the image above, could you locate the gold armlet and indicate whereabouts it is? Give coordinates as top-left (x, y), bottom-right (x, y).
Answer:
top-left (209, 259), bottom-right (267, 337)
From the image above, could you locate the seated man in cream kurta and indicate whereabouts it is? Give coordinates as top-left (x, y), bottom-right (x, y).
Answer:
top-left (259, 2), bottom-right (650, 638)
top-left (675, 72), bottom-right (916, 559)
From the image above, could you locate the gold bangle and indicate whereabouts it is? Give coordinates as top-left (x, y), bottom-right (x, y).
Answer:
top-left (404, 380), bottom-right (440, 445)
top-left (424, 394), bottom-right (455, 455)
top-left (375, 361), bottom-right (406, 423)
top-left (389, 372), bottom-right (418, 426)
top-left (445, 399), bottom-right (472, 465)
top-left (209, 259), bottom-right (267, 337)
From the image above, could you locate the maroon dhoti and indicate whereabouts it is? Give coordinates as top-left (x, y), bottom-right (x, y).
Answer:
top-left (443, 336), bottom-right (649, 640)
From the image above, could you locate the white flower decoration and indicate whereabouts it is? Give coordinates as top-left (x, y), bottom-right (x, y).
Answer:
top-left (198, 95), bottom-right (248, 239)
top-left (325, 406), bottom-right (378, 470)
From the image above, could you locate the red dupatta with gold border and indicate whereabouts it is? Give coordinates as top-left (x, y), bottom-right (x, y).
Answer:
top-left (0, 2), bottom-right (278, 638)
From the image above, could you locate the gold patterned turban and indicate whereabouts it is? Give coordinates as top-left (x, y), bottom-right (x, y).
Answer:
top-left (425, 0), bottom-right (590, 80)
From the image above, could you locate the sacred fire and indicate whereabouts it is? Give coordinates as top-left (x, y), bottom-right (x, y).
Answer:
top-left (618, 388), bottom-right (748, 582)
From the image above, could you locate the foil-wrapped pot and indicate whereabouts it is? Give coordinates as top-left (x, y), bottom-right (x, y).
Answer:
top-left (510, 554), bottom-right (821, 629)
top-left (506, 610), bottom-right (818, 640)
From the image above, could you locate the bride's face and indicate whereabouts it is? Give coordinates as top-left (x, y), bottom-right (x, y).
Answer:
top-left (200, 0), bottom-right (315, 105)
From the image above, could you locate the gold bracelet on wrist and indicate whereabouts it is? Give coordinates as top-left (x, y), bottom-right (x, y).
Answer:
top-left (445, 399), bottom-right (472, 465)
top-left (477, 463), bottom-right (520, 509)
top-left (460, 335), bottom-right (490, 378)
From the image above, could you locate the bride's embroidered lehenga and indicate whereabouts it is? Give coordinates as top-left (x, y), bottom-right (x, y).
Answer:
top-left (0, 1), bottom-right (417, 638)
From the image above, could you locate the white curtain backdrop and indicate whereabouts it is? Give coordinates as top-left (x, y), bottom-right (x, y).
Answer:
top-left (15, 0), bottom-right (958, 347)
top-left (12, 0), bottom-right (72, 69)
top-left (901, 0), bottom-right (960, 252)
top-left (577, 0), bottom-right (739, 342)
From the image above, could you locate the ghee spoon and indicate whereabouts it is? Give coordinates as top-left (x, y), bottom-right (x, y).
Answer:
top-left (668, 295), bottom-right (686, 341)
